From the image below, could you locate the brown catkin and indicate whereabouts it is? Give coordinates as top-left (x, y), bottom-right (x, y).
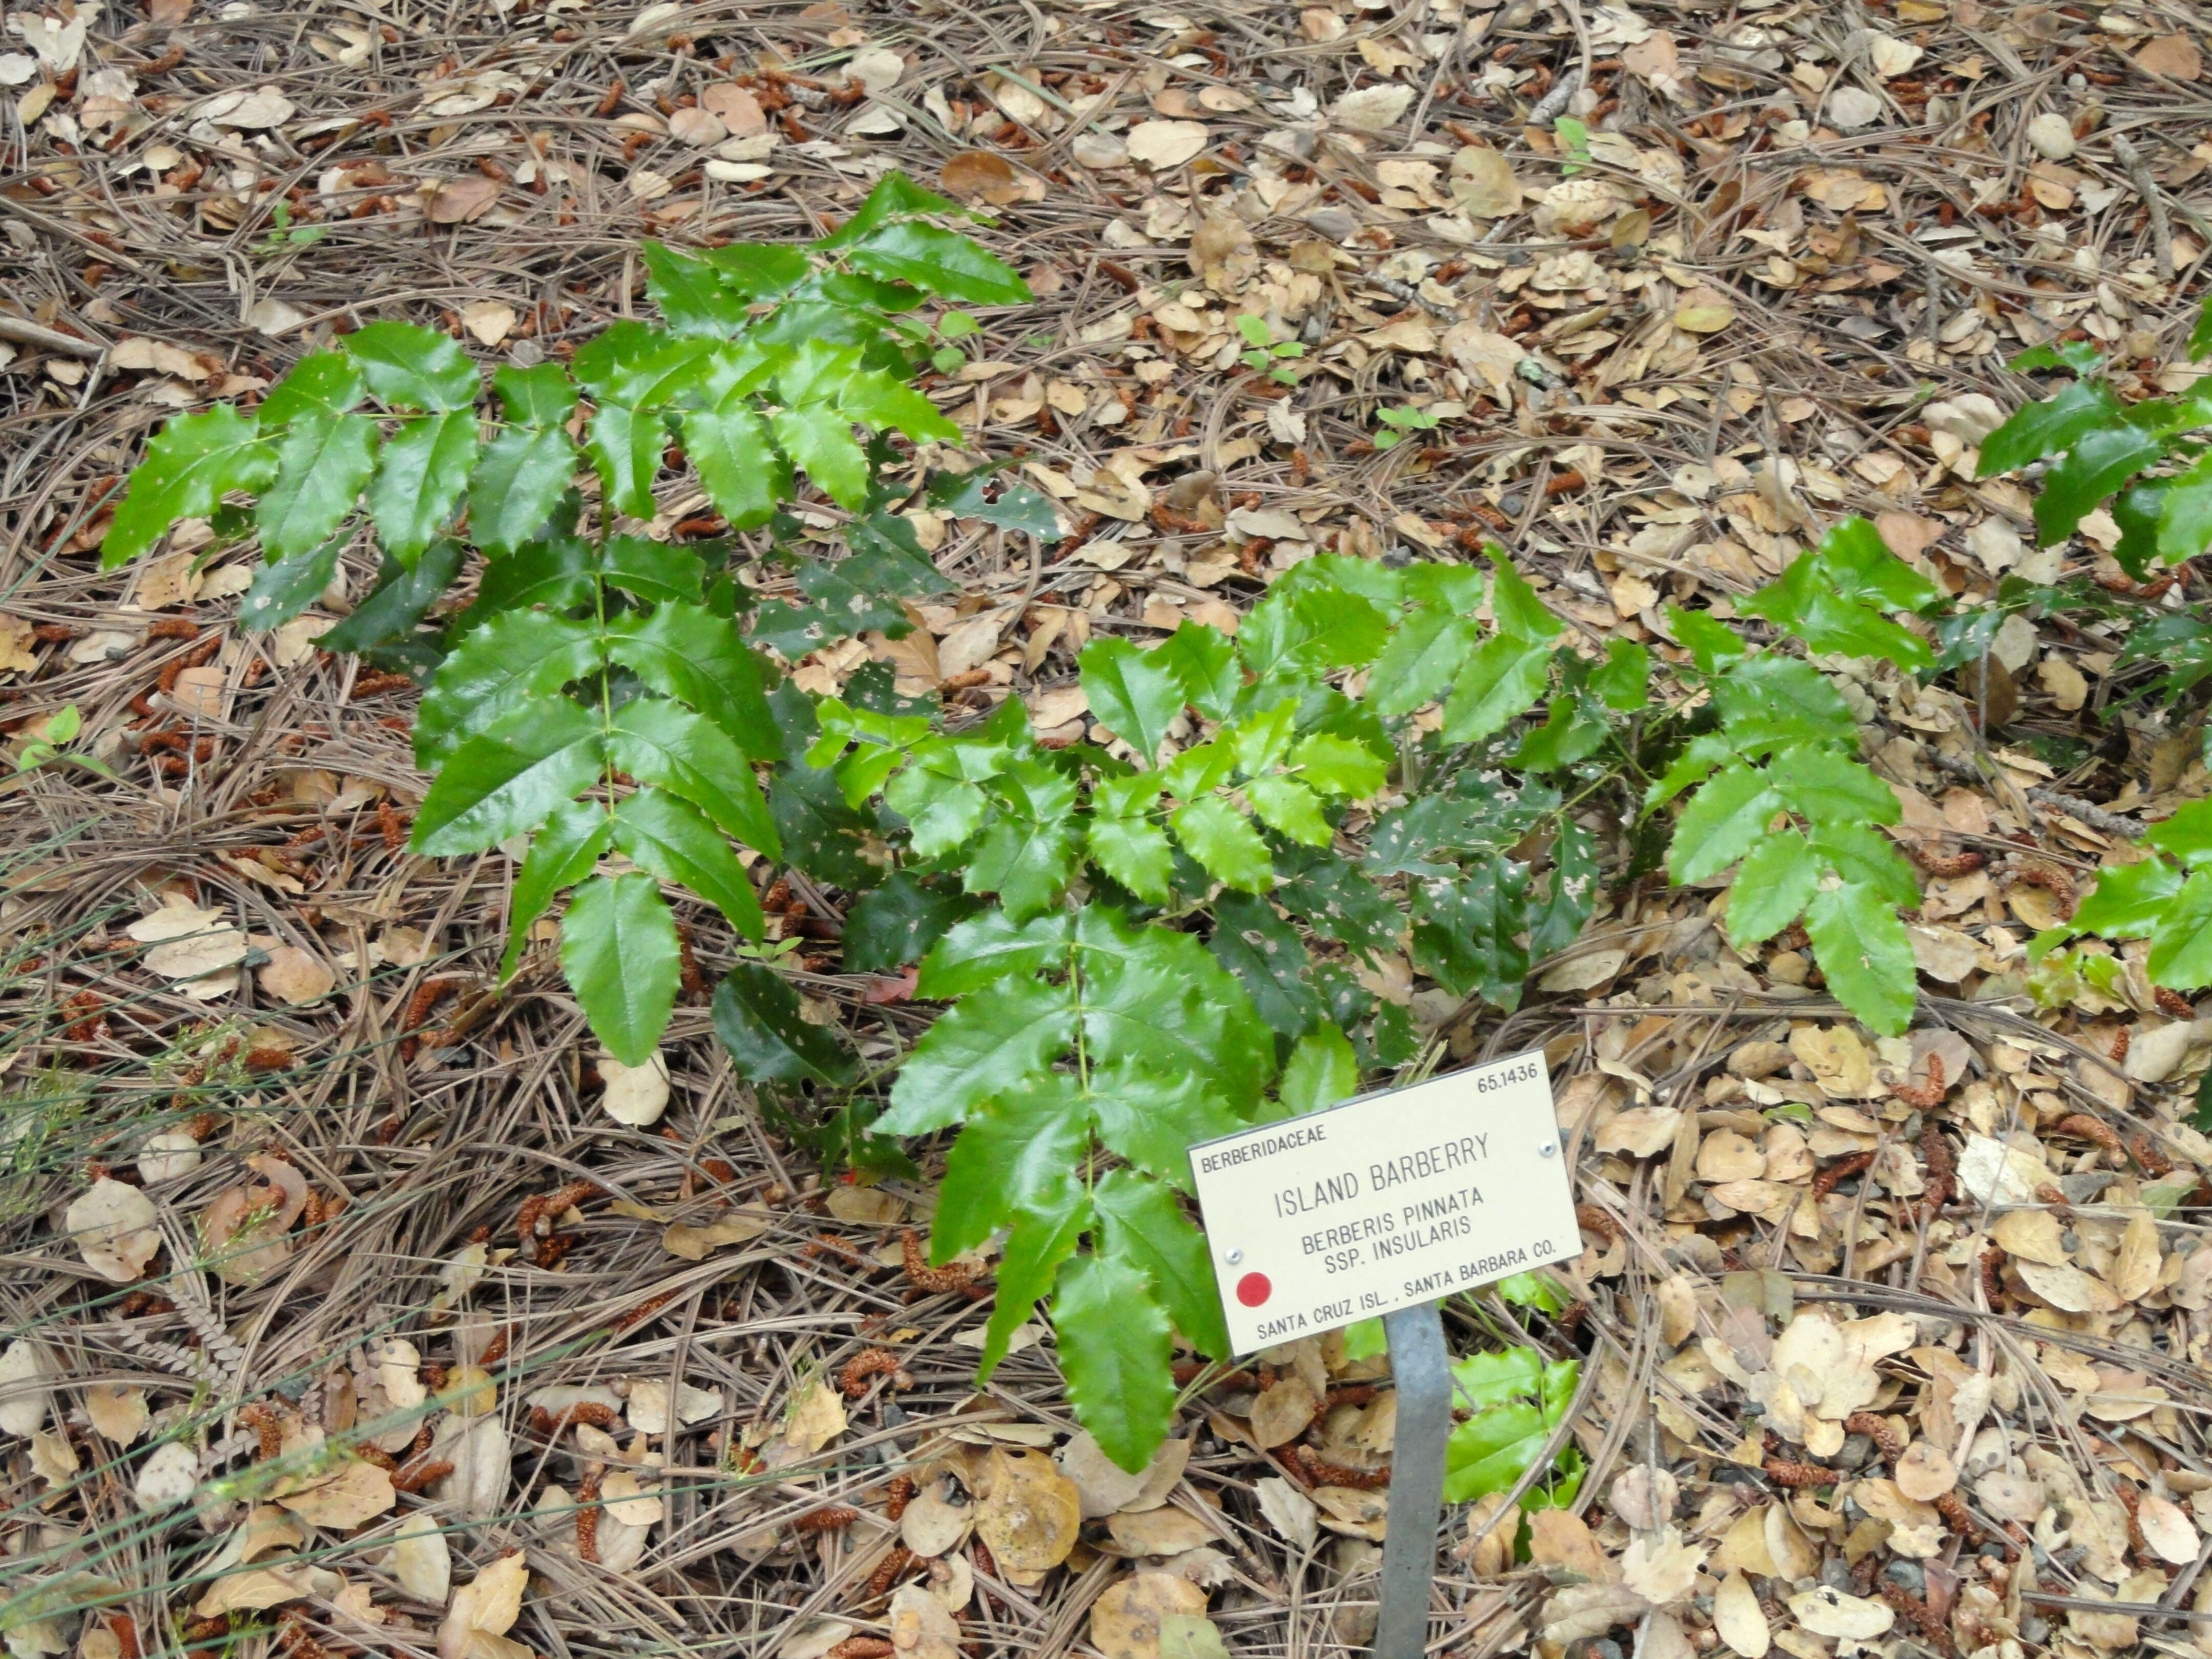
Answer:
top-left (1843, 1412), bottom-right (1905, 1460)
top-left (864, 1546), bottom-right (914, 1598)
top-left (884, 1474), bottom-right (914, 1521)
top-left (577, 1465), bottom-right (603, 1563)
top-left (839, 1349), bottom-right (912, 1398)
top-left (795, 1506), bottom-right (859, 1532)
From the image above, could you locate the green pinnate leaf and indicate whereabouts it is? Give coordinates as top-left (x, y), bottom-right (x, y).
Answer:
top-left (605, 601), bottom-right (776, 759)
top-left (838, 367), bottom-right (964, 443)
top-left (879, 972), bottom-right (1079, 1134)
top-left (1090, 809), bottom-right (1176, 903)
top-left (416, 609), bottom-right (604, 767)
top-left (1977, 377), bottom-right (2120, 477)
top-left (1280, 1022), bottom-right (1358, 1116)
top-left (502, 799), bottom-right (612, 980)
top-left (1808, 822), bottom-right (1920, 908)
top-left (967, 807), bottom-right (1083, 919)
top-left (1207, 889), bottom-right (1321, 1040)
top-left (470, 424), bottom-right (578, 554)
top-left (772, 406), bottom-right (869, 510)
top-left (1669, 764), bottom-right (1784, 884)
top-left (711, 961), bottom-right (859, 1087)
top-left (611, 785), bottom-right (766, 938)
top-left (239, 534), bottom-right (346, 631)
top-left (1772, 748), bottom-right (1900, 828)
top-left (1815, 517), bottom-right (1940, 611)
top-left (1081, 636), bottom-right (1185, 765)
top-left (258, 412), bottom-right (377, 560)
top-left (1590, 638), bottom-right (1651, 711)
top-left (369, 410), bottom-right (478, 563)
top-left (585, 402), bottom-right (670, 520)
top-left (102, 406), bottom-right (278, 568)
top-left (343, 321), bottom-right (479, 411)
top-left (1293, 733), bottom-right (1387, 798)
top-left (1712, 656), bottom-right (1856, 754)
top-left (2156, 452), bottom-right (2212, 566)
top-left (1369, 607), bottom-right (1478, 717)
top-left (2034, 419), bottom-right (2166, 546)
top-left (1078, 911), bottom-right (1275, 1109)
top-left (1412, 855), bottom-right (1530, 1010)
top-left (1246, 775), bottom-right (1331, 846)
top-left (495, 361), bottom-right (578, 427)
top-left (561, 871), bottom-right (682, 1065)
top-left (1804, 880), bottom-right (1917, 1036)
top-left (2146, 799), bottom-right (2212, 867)
top-left (598, 536), bottom-right (705, 605)
top-left (1172, 795), bottom-right (1274, 894)
top-left (1440, 635), bottom-right (1551, 743)
top-left (1724, 830), bottom-right (1821, 948)
top-left (2150, 870), bottom-right (2212, 989)
top-left (2073, 857), bottom-right (2186, 938)
top-left (1241, 584), bottom-right (1390, 679)
top-left (411, 701), bottom-right (604, 856)
top-left (1086, 1062), bottom-right (1243, 1188)
top-left (608, 698), bottom-right (780, 856)
top-left (1488, 554), bottom-right (1563, 644)
top-left (844, 219), bottom-right (1031, 305)
top-left (1094, 1167), bottom-right (1231, 1362)
top-left (980, 1189), bottom-right (1088, 1382)
top-left (685, 403), bottom-right (789, 530)
top-left (1153, 620), bottom-right (1243, 719)
top-left (935, 1076), bottom-right (1091, 1261)
top-left (843, 874), bottom-right (980, 973)
top-left (259, 352), bottom-right (365, 428)
top-left (1054, 1251), bottom-right (1176, 1473)
top-left (1666, 605), bottom-right (1750, 674)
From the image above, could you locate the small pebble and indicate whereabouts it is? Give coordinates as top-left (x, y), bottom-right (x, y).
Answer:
top-left (2028, 112), bottom-right (2077, 160)
top-left (1883, 1560), bottom-right (1927, 1596)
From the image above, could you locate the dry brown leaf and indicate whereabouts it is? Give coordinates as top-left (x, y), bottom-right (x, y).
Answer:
top-left (86, 1384), bottom-right (150, 1444)
top-left (902, 1465), bottom-right (975, 1557)
top-left (1108, 1506), bottom-right (1214, 1557)
top-left (258, 946), bottom-right (334, 1006)
top-left (437, 1552), bottom-right (527, 1659)
top-left (426, 176), bottom-right (500, 224)
top-left (2112, 1209), bottom-right (2162, 1302)
top-left (391, 1513), bottom-right (451, 1602)
top-left (1253, 1476), bottom-right (1316, 1551)
top-left (1892, 1440), bottom-right (1956, 1501)
top-left (889, 1584), bottom-right (963, 1659)
top-left (663, 1209), bottom-right (770, 1260)
top-left (1090, 1572), bottom-right (1209, 1659)
top-left (940, 151), bottom-right (1020, 205)
top-left (67, 1179), bottom-right (161, 1283)
top-left (1714, 1570), bottom-right (1770, 1657)
top-left (1787, 1587), bottom-right (1893, 1641)
top-left (976, 1450), bottom-right (1080, 1570)
top-left (1246, 1377), bottom-right (1317, 1449)
top-left (2138, 33), bottom-right (2202, 79)
top-left (275, 1460), bottom-right (395, 1528)
top-left (1620, 1526), bottom-right (1705, 1606)
top-left (2136, 1493), bottom-right (2198, 1564)
top-left (599, 1051), bottom-right (670, 1125)
top-left (1126, 120), bottom-right (1209, 168)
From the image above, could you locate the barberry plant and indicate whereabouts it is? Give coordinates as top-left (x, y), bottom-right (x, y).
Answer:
top-left (99, 172), bottom-right (1041, 1066)
top-left (1971, 295), bottom-right (2212, 992)
top-left (99, 161), bottom-right (1943, 1467)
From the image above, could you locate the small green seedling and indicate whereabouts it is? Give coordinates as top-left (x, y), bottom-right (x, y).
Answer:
top-left (256, 201), bottom-right (327, 258)
top-left (1236, 314), bottom-right (1306, 385)
top-left (932, 309), bottom-right (983, 373)
top-left (1554, 116), bottom-right (1591, 175)
top-left (1373, 404), bottom-right (1442, 450)
top-left (8, 707), bottom-right (113, 781)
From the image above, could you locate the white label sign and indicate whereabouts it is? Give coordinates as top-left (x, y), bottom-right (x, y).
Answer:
top-left (1189, 1050), bottom-right (1578, 1355)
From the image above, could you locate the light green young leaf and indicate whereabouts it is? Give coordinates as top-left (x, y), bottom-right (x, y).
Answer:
top-left (845, 219), bottom-right (1032, 305)
top-left (560, 871), bottom-right (683, 1066)
top-left (1080, 636), bottom-right (1185, 766)
top-left (1053, 1251), bottom-right (1176, 1473)
top-left (1280, 1022), bottom-right (1358, 1116)
top-left (411, 701), bottom-right (604, 856)
top-left (838, 368), bottom-right (964, 443)
top-left (1368, 608), bottom-right (1478, 717)
top-left (1246, 775), bottom-right (1331, 846)
top-left (1293, 733), bottom-right (1388, 798)
top-left (1090, 810), bottom-right (1176, 903)
top-left (102, 406), bottom-right (278, 568)
top-left (1172, 795), bottom-right (1274, 894)
top-left (935, 1076), bottom-right (1091, 1260)
top-left (684, 402), bottom-right (789, 530)
top-left (1804, 880), bottom-right (1917, 1035)
top-left (611, 785), bottom-right (767, 938)
top-left (258, 352), bottom-right (365, 429)
top-left (2148, 869), bottom-right (2212, 989)
top-left (886, 764), bottom-right (989, 857)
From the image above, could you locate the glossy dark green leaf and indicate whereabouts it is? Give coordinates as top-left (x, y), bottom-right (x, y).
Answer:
top-left (1488, 554), bottom-right (1563, 645)
top-left (612, 785), bottom-right (765, 937)
top-left (502, 798), bottom-right (613, 980)
top-left (412, 700), bottom-right (604, 856)
top-left (712, 961), bottom-right (859, 1087)
top-left (368, 410), bottom-right (478, 562)
top-left (770, 761), bottom-right (886, 889)
top-left (685, 402), bottom-right (789, 530)
top-left (1086, 1061), bottom-right (1243, 1188)
top-left (2113, 481), bottom-right (2169, 581)
top-left (102, 406), bottom-right (278, 567)
top-left (459, 521), bottom-right (593, 628)
top-left (1094, 1167), bottom-right (1230, 1363)
top-left (1528, 816), bottom-right (1597, 961)
top-left (1274, 848), bottom-right (1402, 954)
top-left (1412, 855), bottom-right (1531, 1010)
top-left (1206, 890), bottom-right (1320, 1039)
top-left (844, 873), bottom-right (981, 973)
top-left (608, 697), bottom-right (779, 856)
top-left (1240, 584), bottom-right (1390, 679)
top-left (838, 367), bottom-right (963, 443)
top-left (1089, 809), bottom-right (1176, 904)
top-left (1711, 656), bottom-right (1855, 754)
top-left (1772, 748), bottom-right (1901, 828)
top-left (1079, 912), bottom-right (1275, 1108)
top-left (1590, 637), bottom-right (1651, 712)
top-left (929, 467), bottom-right (1066, 539)
top-left (1513, 696), bottom-right (1609, 772)
top-left (878, 972), bottom-right (1079, 1134)
top-left (1368, 607), bottom-right (1478, 717)
top-left (1439, 634), bottom-right (1551, 743)
top-left (935, 1077), bottom-right (1091, 1259)
top-left (317, 541), bottom-right (464, 655)
top-left (1808, 822), bottom-right (1920, 908)
top-left (598, 536), bottom-right (705, 605)
top-left (2034, 418), bottom-right (2165, 545)
top-left (470, 424), bottom-right (578, 554)
top-left (1665, 604), bottom-right (1750, 674)
top-left (844, 219), bottom-right (1031, 305)
top-left (1053, 1251), bottom-right (1175, 1473)
top-left (1172, 795), bottom-right (1274, 894)
top-left (585, 401), bottom-right (668, 519)
top-left (495, 361), bottom-right (578, 427)
top-left (1977, 377), bottom-right (2119, 476)
top-left (1814, 517), bottom-right (1941, 611)
top-left (239, 533), bottom-right (346, 631)
top-left (343, 321), bottom-right (479, 412)
top-left (605, 601), bottom-right (776, 758)
top-left (415, 609), bottom-right (603, 767)
top-left (258, 352), bottom-right (365, 428)
top-left (561, 872), bottom-right (682, 1065)
top-left (1153, 620), bottom-right (1243, 719)
top-left (979, 1188), bottom-right (1088, 1382)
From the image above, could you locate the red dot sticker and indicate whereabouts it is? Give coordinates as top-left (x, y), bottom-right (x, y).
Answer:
top-left (1236, 1271), bottom-right (1272, 1307)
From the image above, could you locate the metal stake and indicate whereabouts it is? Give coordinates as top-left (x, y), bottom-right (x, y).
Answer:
top-left (1373, 1300), bottom-right (1453, 1659)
